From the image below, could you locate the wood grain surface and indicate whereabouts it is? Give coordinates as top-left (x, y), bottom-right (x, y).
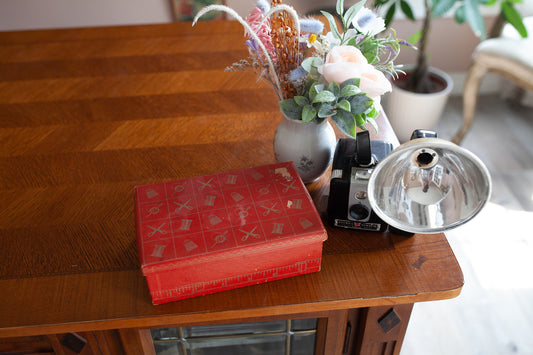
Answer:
top-left (0, 21), bottom-right (463, 338)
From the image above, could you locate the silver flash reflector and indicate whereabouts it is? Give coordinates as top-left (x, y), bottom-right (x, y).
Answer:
top-left (367, 137), bottom-right (492, 234)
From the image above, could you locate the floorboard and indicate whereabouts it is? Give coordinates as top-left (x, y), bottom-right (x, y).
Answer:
top-left (400, 94), bottom-right (533, 355)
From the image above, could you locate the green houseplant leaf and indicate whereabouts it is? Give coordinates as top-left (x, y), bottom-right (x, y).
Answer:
top-left (502, 1), bottom-right (528, 37)
top-left (433, 0), bottom-right (457, 17)
top-left (464, 0), bottom-right (486, 39)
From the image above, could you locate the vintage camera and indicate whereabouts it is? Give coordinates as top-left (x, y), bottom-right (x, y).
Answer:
top-left (327, 130), bottom-right (393, 232)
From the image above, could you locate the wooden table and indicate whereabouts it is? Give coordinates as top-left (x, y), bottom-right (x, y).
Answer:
top-left (0, 21), bottom-right (463, 355)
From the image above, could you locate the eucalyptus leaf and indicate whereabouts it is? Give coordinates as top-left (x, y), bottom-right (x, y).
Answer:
top-left (320, 10), bottom-right (342, 40)
top-left (313, 90), bottom-right (337, 103)
top-left (301, 57), bottom-right (323, 76)
top-left (344, 0), bottom-right (367, 30)
top-left (336, 0), bottom-right (345, 17)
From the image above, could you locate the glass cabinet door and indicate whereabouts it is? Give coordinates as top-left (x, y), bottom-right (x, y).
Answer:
top-left (151, 318), bottom-right (317, 355)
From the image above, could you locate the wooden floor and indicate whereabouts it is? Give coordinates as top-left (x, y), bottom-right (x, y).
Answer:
top-left (400, 94), bottom-right (533, 355)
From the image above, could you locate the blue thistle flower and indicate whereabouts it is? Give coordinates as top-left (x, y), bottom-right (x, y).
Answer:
top-left (355, 12), bottom-right (375, 29)
top-left (288, 66), bottom-right (308, 83)
top-left (256, 0), bottom-right (270, 14)
top-left (299, 17), bottom-right (324, 34)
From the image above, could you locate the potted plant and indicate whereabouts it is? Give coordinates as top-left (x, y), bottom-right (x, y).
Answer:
top-left (373, 0), bottom-right (528, 141)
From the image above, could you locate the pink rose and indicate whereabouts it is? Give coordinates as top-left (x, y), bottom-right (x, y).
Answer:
top-left (318, 45), bottom-right (392, 99)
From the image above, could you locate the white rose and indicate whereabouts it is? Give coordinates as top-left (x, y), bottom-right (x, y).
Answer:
top-left (318, 45), bottom-right (391, 99)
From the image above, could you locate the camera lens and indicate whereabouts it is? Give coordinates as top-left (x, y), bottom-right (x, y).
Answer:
top-left (349, 204), bottom-right (370, 221)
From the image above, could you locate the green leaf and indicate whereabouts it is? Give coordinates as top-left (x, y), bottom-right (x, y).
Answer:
top-left (408, 29), bottom-right (423, 46)
top-left (344, 0), bottom-right (367, 29)
top-left (433, 0), bottom-right (456, 17)
top-left (318, 103), bottom-right (336, 118)
top-left (348, 94), bottom-right (372, 115)
top-left (294, 96), bottom-right (309, 106)
top-left (279, 99), bottom-right (302, 120)
top-left (337, 99), bottom-right (351, 112)
top-left (336, 0), bottom-right (345, 17)
top-left (302, 104), bottom-right (317, 123)
top-left (464, 0), bottom-right (486, 39)
top-left (313, 90), bottom-right (337, 103)
top-left (355, 114), bottom-right (367, 128)
top-left (454, 5), bottom-right (466, 24)
top-left (309, 83), bottom-right (324, 102)
top-left (502, 2), bottom-right (528, 38)
top-left (340, 84), bottom-right (361, 97)
top-left (366, 115), bottom-right (379, 133)
top-left (320, 10), bottom-right (342, 40)
top-left (340, 78), bottom-right (360, 88)
top-left (384, 4), bottom-right (396, 28)
top-left (332, 110), bottom-right (356, 138)
top-left (328, 81), bottom-right (341, 97)
top-left (400, 0), bottom-right (415, 20)
top-left (301, 57), bottom-right (323, 76)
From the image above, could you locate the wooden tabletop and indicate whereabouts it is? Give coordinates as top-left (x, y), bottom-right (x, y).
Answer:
top-left (0, 21), bottom-right (463, 338)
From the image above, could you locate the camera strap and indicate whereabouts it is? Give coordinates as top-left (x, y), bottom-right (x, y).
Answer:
top-left (355, 130), bottom-right (372, 166)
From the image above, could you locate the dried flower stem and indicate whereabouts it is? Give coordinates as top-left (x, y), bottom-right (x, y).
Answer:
top-left (270, 0), bottom-right (301, 99)
top-left (193, 5), bottom-right (283, 98)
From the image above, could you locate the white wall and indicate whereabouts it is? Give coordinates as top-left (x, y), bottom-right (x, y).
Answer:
top-left (0, 0), bottom-right (173, 31)
top-left (0, 0), bottom-right (334, 31)
top-left (1, 0), bottom-right (530, 95)
top-left (2, 0), bottom-right (531, 31)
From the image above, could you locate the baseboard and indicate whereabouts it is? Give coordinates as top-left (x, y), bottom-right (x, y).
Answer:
top-left (448, 72), bottom-right (503, 97)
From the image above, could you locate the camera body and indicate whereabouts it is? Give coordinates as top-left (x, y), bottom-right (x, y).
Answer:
top-left (327, 131), bottom-right (393, 232)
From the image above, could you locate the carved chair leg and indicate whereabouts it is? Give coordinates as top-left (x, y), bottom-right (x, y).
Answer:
top-left (452, 61), bottom-right (488, 145)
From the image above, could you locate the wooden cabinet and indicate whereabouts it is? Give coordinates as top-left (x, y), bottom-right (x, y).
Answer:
top-left (0, 22), bottom-right (463, 355)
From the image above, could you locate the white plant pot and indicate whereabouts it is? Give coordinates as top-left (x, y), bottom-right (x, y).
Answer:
top-left (383, 67), bottom-right (453, 143)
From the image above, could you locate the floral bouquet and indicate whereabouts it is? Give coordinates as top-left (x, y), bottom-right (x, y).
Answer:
top-left (193, 0), bottom-right (405, 138)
